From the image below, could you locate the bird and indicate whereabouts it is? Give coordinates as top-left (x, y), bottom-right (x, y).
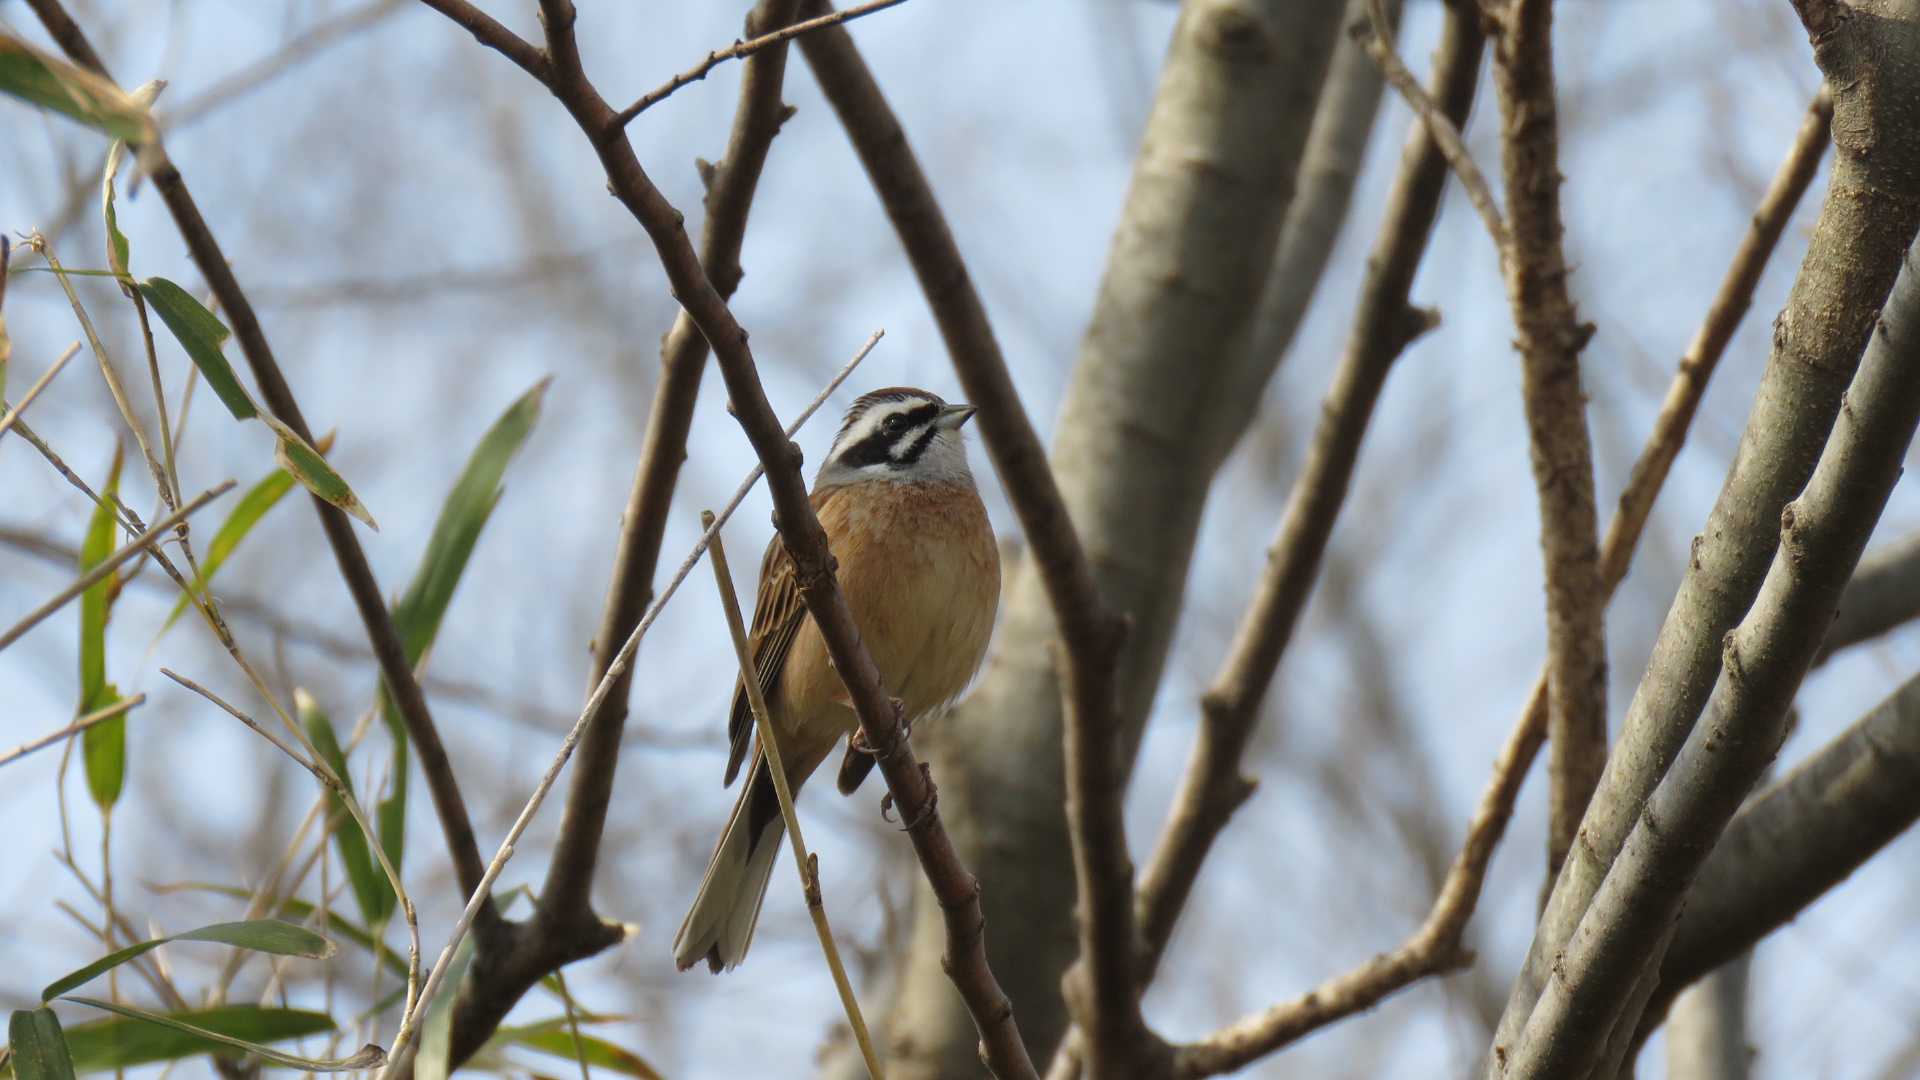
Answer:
top-left (672, 386), bottom-right (1001, 974)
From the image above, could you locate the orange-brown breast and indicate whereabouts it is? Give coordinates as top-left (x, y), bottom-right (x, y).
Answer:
top-left (773, 480), bottom-right (1000, 751)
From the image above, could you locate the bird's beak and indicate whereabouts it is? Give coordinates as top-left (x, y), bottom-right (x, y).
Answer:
top-left (937, 403), bottom-right (978, 430)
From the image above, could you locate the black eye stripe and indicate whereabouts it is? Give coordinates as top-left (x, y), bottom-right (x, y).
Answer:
top-left (834, 404), bottom-right (943, 470)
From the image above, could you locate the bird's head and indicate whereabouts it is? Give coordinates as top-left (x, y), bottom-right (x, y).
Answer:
top-left (816, 386), bottom-right (978, 489)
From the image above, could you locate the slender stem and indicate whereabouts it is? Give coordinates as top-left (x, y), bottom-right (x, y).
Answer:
top-left (0, 342), bottom-right (79, 443)
top-left (705, 512), bottom-right (883, 1080)
top-left (0, 694), bottom-right (145, 769)
top-left (614, 0), bottom-right (909, 126)
top-left (0, 482), bottom-right (233, 652)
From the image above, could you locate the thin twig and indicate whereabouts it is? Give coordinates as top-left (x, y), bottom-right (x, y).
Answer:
top-left (1167, 675), bottom-right (1545, 1077)
top-left (613, 0), bottom-right (908, 126)
top-left (542, 0), bottom-right (809, 934)
top-left (0, 342), bottom-right (79, 444)
top-left (1355, 0), bottom-right (1506, 254)
top-left (374, 332), bottom-right (879, 1076)
top-left (705, 511), bottom-right (882, 1079)
top-left (0, 482), bottom-right (233, 652)
top-left (0, 694), bottom-right (146, 769)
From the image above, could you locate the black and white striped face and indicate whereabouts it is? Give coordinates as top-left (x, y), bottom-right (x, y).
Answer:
top-left (816, 387), bottom-right (978, 489)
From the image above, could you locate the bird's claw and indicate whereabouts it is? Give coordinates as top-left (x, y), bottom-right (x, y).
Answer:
top-left (880, 763), bottom-right (939, 831)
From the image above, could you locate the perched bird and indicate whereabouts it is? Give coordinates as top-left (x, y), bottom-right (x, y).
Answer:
top-left (672, 387), bottom-right (1001, 973)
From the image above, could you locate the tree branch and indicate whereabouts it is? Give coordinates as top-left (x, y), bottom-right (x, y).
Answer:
top-left (811, 0), bottom-right (1349, 1068)
top-left (1488, 4), bottom-right (1920, 1063)
top-left (414, 1), bottom-right (1039, 1074)
top-left (614, 0), bottom-right (907, 125)
top-left (1136, 0), bottom-right (1483, 1029)
top-left (26, 0), bottom-right (500, 932)
top-left (1500, 232), bottom-right (1920, 1080)
top-left (794, 12), bottom-right (1148, 1070)
top-left (1642, 661), bottom-right (1920, 1043)
top-left (1489, 0), bottom-right (1608, 888)
top-left (539, 0), bottom-right (805, 942)
top-left (1166, 662), bottom-right (1544, 1078)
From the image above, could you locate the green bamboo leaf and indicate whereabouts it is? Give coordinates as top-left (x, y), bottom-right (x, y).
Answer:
top-left (486, 1019), bottom-right (661, 1079)
top-left (60, 1000), bottom-right (379, 1073)
top-left (7, 1009), bottom-right (76, 1080)
top-left (261, 414), bottom-right (377, 530)
top-left (0, 35), bottom-right (153, 142)
top-left (54, 1006), bottom-right (331, 1073)
top-left (298, 689), bottom-right (392, 923)
top-left (134, 278), bottom-right (252, 420)
top-left (148, 882), bottom-right (405, 981)
top-left (42, 920), bottom-right (334, 1002)
top-left (98, 82), bottom-right (161, 286)
top-left (101, 150), bottom-right (129, 284)
top-left (78, 445), bottom-right (124, 809)
top-left (376, 377), bottom-right (548, 881)
top-left (157, 432), bottom-right (334, 638)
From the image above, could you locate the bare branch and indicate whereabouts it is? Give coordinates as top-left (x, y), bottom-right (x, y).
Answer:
top-left (1645, 659), bottom-right (1920, 1045)
top-left (1488, 0), bottom-right (1608, 887)
top-left (790, 7), bottom-right (1151, 1067)
top-left (412, 0), bottom-right (552, 83)
top-left (1500, 233), bottom-right (1920, 1080)
top-left (1599, 89), bottom-right (1833, 598)
top-left (614, 0), bottom-right (909, 126)
top-left (1166, 668), bottom-right (1545, 1078)
top-left (541, 0), bottom-right (808, 942)
top-left (1130, 0), bottom-right (1485, 1060)
top-left (1354, 0), bottom-right (1506, 253)
top-left (1490, 7), bottom-right (1920, 1062)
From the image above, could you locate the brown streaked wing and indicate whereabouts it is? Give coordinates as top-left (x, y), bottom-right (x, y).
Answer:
top-left (723, 530), bottom-right (809, 786)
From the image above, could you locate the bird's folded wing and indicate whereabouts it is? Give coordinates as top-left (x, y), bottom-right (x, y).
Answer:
top-left (723, 533), bottom-right (809, 786)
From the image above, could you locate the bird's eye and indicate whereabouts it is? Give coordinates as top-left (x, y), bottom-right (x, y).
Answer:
top-left (881, 414), bottom-right (908, 436)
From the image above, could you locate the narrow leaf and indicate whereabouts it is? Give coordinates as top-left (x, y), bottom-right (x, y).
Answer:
top-left (101, 147), bottom-right (130, 283)
top-left (158, 433), bottom-right (332, 637)
top-left (262, 414), bottom-right (376, 530)
top-left (61, 1000), bottom-right (380, 1073)
top-left (56, 1006), bottom-right (330, 1073)
top-left (376, 377), bottom-right (547, 882)
top-left (391, 377), bottom-right (548, 661)
top-left (298, 689), bottom-right (392, 923)
top-left (484, 1016), bottom-right (660, 1079)
top-left (0, 35), bottom-right (153, 142)
top-left (79, 445), bottom-right (124, 809)
top-left (42, 920), bottom-right (334, 1002)
top-left (135, 278), bottom-right (252, 420)
top-left (7, 1009), bottom-right (76, 1080)
top-left (147, 882), bottom-right (406, 981)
